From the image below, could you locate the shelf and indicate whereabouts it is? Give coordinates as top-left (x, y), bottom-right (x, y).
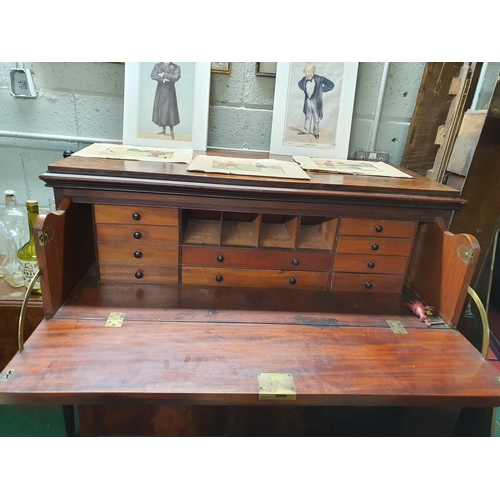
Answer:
top-left (183, 218), bottom-right (221, 246)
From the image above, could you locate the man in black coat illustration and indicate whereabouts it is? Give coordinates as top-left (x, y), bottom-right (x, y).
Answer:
top-left (297, 64), bottom-right (334, 139)
top-left (151, 62), bottom-right (181, 139)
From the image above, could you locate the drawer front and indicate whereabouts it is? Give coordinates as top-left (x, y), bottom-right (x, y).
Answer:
top-left (95, 205), bottom-right (178, 226)
top-left (182, 266), bottom-right (330, 290)
top-left (331, 273), bottom-right (404, 293)
top-left (98, 243), bottom-right (178, 265)
top-left (339, 219), bottom-right (416, 238)
top-left (96, 224), bottom-right (179, 245)
top-left (336, 236), bottom-right (413, 256)
top-left (333, 254), bottom-right (408, 274)
top-left (99, 264), bottom-right (179, 284)
top-left (182, 246), bottom-right (333, 271)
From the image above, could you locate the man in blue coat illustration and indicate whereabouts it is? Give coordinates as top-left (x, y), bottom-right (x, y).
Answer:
top-left (297, 64), bottom-right (335, 139)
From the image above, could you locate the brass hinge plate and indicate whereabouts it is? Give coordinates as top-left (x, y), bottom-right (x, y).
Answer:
top-left (105, 312), bottom-right (125, 327)
top-left (387, 320), bottom-right (408, 334)
top-left (258, 373), bottom-right (296, 400)
top-left (457, 245), bottom-right (475, 264)
top-left (37, 227), bottom-right (54, 247)
top-left (1, 369), bottom-right (14, 382)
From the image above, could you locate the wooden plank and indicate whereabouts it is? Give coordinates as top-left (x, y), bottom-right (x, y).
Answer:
top-left (1, 316), bottom-right (499, 407)
top-left (406, 219), bottom-right (480, 327)
top-left (400, 63), bottom-right (463, 176)
top-left (34, 198), bottom-right (96, 317)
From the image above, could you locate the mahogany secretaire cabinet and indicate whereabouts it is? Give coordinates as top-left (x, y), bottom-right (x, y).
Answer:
top-left (1, 150), bottom-right (500, 436)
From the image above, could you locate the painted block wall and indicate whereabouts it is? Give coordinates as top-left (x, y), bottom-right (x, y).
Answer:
top-left (0, 61), bottom-right (424, 211)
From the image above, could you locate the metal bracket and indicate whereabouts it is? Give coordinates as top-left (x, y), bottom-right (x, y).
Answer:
top-left (386, 320), bottom-right (408, 334)
top-left (1, 369), bottom-right (14, 382)
top-left (37, 227), bottom-right (55, 247)
top-left (457, 245), bottom-right (475, 264)
top-left (105, 312), bottom-right (125, 327)
top-left (258, 373), bottom-right (296, 400)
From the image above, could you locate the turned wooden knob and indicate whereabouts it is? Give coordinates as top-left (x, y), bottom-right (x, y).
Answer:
top-left (133, 231), bottom-right (142, 239)
top-left (135, 271), bottom-right (144, 279)
top-left (371, 243), bottom-right (379, 251)
top-left (289, 277), bottom-right (297, 285)
top-left (217, 255), bottom-right (224, 262)
top-left (365, 281), bottom-right (373, 289)
top-left (134, 251), bottom-right (143, 259)
top-left (375, 225), bottom-right (383, 233)
top-left (292, 258), bottom-right (299, 266)
top-left (367, 261), bottom-right (375, 268)
top-left (215, 275), bottom-right (223, 282)
top-left (132, 212), bottom-right (141, 221)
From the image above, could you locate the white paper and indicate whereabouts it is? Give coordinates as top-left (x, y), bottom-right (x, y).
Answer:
top-left (73, 143), bottom-right (194, 164)
top-left (293, 156), bottom-right (412, 178)
top-left (187, 155), bottom-right (311, 180)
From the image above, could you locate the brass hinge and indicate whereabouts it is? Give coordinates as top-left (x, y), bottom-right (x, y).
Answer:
top-left (258, 373), bottom-right (296, 400)
top-left (1, 369), bottom-right (14, 382)
top-left (387, 320), bottom-right (408, 334)
top-left (457, 245), bottom-right (475, 264)
top-left (105, 312), bottom-right (125, 327)
top-left (37, 227), bottom-right (54, 247)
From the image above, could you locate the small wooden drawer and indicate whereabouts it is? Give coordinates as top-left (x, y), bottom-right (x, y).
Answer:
top-left (182, 266), bottom-right (330, 290)
top-left (99, 264), bottom-right (179, 284)
top-left (96, 224), bottom-right (179, 245)
top-left (336, 236), bottom-right (413, 256)
top-left (333, 254), bottom-right (408, 274)
top-left (339, 219), bottom-right (416, 238)
top-left (331, 273), bottom-right (404, 293)
top-left (98, 243), bottom-right (178, 265)
top-left (181, 246), bottom-right (333, 271)
top-left (95, 205), bottom-right (178, 226)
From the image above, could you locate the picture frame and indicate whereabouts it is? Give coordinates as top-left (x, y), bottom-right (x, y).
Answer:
top-left (256, 62), bottom-right (277, 77)
top-left (123, 62), bottom-right (211, 151)
top-left (269, 62), bottom-right (359, 159)
top-left (211, 62), bottom-right (232, 75)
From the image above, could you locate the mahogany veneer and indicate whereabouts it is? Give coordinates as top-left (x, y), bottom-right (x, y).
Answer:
top-left (1, 150), bottom-right (499, 436)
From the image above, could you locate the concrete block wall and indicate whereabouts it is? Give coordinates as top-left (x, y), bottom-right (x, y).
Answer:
top-left (0, 61), bottom-right (425, 211)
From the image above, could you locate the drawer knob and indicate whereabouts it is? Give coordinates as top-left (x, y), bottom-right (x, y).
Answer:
top-left (365, 281), bottom-right (373, 289)
top-left (289, 277), bottom-right (297, 285)
top-left (132, 212), bottom-right (141, 221)
top-left (367, 261), bottom-right (375, 268)
top-left (371, 243), bottom-right (379, 251)
top-left (217, 255), bottom-right (224, 262)
top-left (292, 258), bottom-right (299, 266)
top-left (135, 271), bottom-right (144, 279)
top-left (375, 225), bottom-right (383, 233)
top-left (133, 231), bottom-right (142, 239)
top-left (215, 275), bottom-right (223, 282)
top-left (134, 251), bottom-right (143, 259)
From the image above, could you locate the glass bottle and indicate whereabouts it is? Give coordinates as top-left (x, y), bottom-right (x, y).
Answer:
top-left (2, 190), bottom-right (28, 251)
top-left (17, 200), bottom-right (41, 293)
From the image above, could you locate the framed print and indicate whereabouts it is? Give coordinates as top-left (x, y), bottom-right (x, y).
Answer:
top-left (123, 62), bottom-right (211, 151)
top-left (256, 62), bottom-right (277, 77)
top-left (211, 62), bottom-right (232, 74)
top-left (270, 62), bottom-right (359, 159)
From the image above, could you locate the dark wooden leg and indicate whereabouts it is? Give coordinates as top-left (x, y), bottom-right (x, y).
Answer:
top-left (453, 407), bottom-right (495, 436)
top-left (62, 405), bottom-right (76, 437)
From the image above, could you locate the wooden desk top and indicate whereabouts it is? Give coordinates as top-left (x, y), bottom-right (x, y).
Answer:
top-left (2, 274), bottom-right (500, 408)
top-left (41, 151), bottom-right (465, 212)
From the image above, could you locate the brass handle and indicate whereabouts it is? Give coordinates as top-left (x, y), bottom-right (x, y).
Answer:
top-left (18, 268), bottom-right (42, 353)
top-left (466, 286), bottom-right (490, 360)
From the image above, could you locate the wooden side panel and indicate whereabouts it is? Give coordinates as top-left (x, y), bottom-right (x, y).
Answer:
top-left (406, 219), bottom-right (479, 327)
top-left (34, 198), bottom-right (95, 317)
top-left (401, 62), bottom-right (464, 176)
